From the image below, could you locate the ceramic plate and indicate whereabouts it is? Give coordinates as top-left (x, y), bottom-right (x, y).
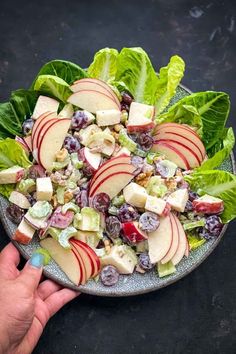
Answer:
top-left (0, 85), bottom-right (234, 297)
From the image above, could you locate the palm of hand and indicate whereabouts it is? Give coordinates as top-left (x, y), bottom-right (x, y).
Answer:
top-left (0, 243), bottom-right (79, 354)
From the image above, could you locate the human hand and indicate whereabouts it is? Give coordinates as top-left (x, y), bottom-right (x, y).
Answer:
top-left (0, 243), bottom-right (80, 354)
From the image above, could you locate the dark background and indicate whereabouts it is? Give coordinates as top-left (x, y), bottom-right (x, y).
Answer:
top-left (0, 0), bottom-right (236, 353)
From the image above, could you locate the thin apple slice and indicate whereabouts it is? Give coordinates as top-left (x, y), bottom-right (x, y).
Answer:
top-left (40, 237), bottom-right (82, 285)
top-left (161, 213), bottom-right (179, 264)
top-left (23, 136), bottom-right (32, 152)
top-left (32, 96), bottom-right (59, 119)
top-left (35, 118), bottom-right (58, 151)
top-left (32, 112), bottom-right (55, 141)
top-left (89, 163), bottom-right (136, 197)
top-left (89, 155), bottom-right (131, 188)
top-left (122, 221), bottom-right (148, 243)
top-left (71, 239), bottom-right (100, 277)
top-left (83, 147), bottom-right (101, 171)
top-left (38, 119), bottom-right (71, 171)
top-left (154, 132), bottom-right (204, 162)
top-left (70, 78), bottom-right (120, 107)
top-left (156, 139), bottom-right (200, 167)
top-left (67, 89), bottom-right (120, 113)
top-left (153, 122), bottom-right (199, 137)
top-left (151, 141), bottom-right (190, 170)
top-left (32, 112), bottom-right (58, 152)
top-left (15, 136), bottom-right (30, 153)
top-left (171, 214), bottom-right (187, 265)
top-left (70, 242), bottom-right (92, 281)
top-left (148, 215), bottom-right (173, 264)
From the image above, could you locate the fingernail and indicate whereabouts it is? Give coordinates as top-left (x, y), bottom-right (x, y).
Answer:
top-left (29, 253), bottom-right (44, 268)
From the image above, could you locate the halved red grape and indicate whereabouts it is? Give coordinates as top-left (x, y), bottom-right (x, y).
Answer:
top-left (92, 193), bottom-right (110, 213)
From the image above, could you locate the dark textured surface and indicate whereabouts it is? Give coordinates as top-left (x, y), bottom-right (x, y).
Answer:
top-left (0, 0), bottom-right (236, 353)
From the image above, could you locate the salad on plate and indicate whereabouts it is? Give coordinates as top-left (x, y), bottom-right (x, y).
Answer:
top-left (0, 47), bottom-right (235, 288)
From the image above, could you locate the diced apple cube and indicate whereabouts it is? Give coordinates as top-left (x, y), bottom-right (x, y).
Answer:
top-left (193, 194), bottom-right (224, 214)
top-left (32, 96), bottom-right (59, 120)
top-left (36, 177), bottom-right (53, 201)
top-left (127, 102), bottom-right (155, 133)
top-left (0, 166), bottom-right (25, 184)
top-left (167, 188), bottom-right (188, 212)
top-left (145, 195), bottom-right (167, 215)
top-left (77, 124), bottom-right (102, 146)
top-left (96, 109), bottom-right (121, 126)
top-left (123, 182), bottom-right (147, 208)
top-left (13, 218), bottom-right (35, 245)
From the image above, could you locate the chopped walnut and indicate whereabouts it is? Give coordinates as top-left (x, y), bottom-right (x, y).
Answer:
top-left (165, 177), bottom-right (177, 192)
top-left (135, 171), bottom-right (152, 187)
top-left (64, 191), bottom-right (73, 203)
top-left (50, 171), bottom-right (62, 184)
top-left (114, 124), bottom-right (123, 133)
top-left (111, 131), bottom-right (119, 141)
top-left (51, 195), bottom-right (58, 208)
top-left (55, 148), bottom-right (68, 162)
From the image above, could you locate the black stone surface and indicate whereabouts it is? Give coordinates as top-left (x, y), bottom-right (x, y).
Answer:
top-left (0, 0), bottom-right (236, 353)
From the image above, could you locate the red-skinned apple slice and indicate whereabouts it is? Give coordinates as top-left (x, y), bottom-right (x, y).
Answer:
top-left (23, 136), bottom-right (32, 152)
top-left (83, 147), bottom-right (101, 171)
top-left (71, 247), bottom-right (87, 285)
top-left (32, 112), bottom-right (56, 142)
top-left (89, 163), bottom-right (136, 197)
top-left (40, 237), bottom-right (82, 285)
top-left (192, 195), bottom-right (224, 214)
top-left (153, 131), bottom-right (205, 161)
top-left (154, 139), bottom-right (200, 167)
top-left (67, 89), bottom-right (120, 113)
top-left (185, 240), bottom-right (190, 257)
top-left (70, 78), bottom-right (120, 107)
top-left (15, 136), bottom-right (30, 153)
top-left (35, 118), bottom-right (58, 151)
top-left (32, 112), bottom-right (58, 152)
top-left (89, 155), bottom-right (131, 188)
top-left (161, 213), bottom-right (179, 264)
top-left (71, 242), bottom-right (92, 281)
top-left (171, 214), bottom-right (187, 265)
top-left (38, 119), bottom-right (71, 170)
top-left (153, 122), bottom-right (199, 137)
top-left (127, 101), bottom-right (155, 133)
top-left (122, 221), bottom-right (148, 244)
top-left (151, 141), bottom-right (190, 170)
top-left (148, 215), bottom-right (173, 264)
top-left (71, 239), bottom-right (100, 277)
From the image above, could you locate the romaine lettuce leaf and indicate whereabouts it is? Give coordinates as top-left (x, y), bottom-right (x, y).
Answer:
top-left (155, 55), bottom-right (185, 114)
top-left (0, 138), bottom-right (32, 198)
top-left (187, 234), bottom-right (206, 250)
top-left (157, 91), bottom-right (230, 149)
top-left (0, 89), bottom-right (39, 138)
top-left (31, 59), bottom-right (87, 87)
top-left (88, 48), bottom-right (118, 82)
top-left (198, 127), bottom-right (235, 171)
top-left (185, 170), bottom-right (236, 222)
top-left (115, 47), bottom-right (158, 104)
top-left (33, 75), bottom-right (71, 102)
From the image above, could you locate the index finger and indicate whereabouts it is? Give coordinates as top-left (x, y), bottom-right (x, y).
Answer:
top-left (0, 242), bottom-right (20, 268)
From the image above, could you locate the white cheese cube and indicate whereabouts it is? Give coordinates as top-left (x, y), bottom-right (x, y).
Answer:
top-left (32, 95), bottom-right (59, 119)
top-left (96, 109), bottom-right (121, 126)
top-left (167, 188), bottom-right (188, 212)
top-left (101, 245), bottom-right (137, 274)
top-left (123, 182), bottom-right (147, 208)
top-left (13, 218), bottom-right (35, 245)
top-left (0, 166), bottom-right (25, 184)
top-left (36, 177), bottom-right (53, 201)
top-left (145, 195), bottom-right (167, 215)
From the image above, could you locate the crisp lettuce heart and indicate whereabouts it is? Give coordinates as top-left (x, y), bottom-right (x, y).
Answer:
top-left (88, 48), bottom-right (119, 82)
top-left (33, 75), bottom-right (72, 103)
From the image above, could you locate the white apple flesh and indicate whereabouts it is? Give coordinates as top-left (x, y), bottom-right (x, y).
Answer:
top-left (32, 96), bottom-right (59, 120)
top-left (40, 237), bottom-right (82, 285)
top-left (151, 141), bottom-right (190, 170)
top-left (171, 214), bottom-right (187, 265)
top-left (71, 78), bottom-right (120, 107)
top-left (67, 90), bottom-right (120, 113)
top-left (148, 215), bottom-right (173, 264)
top-left (38, 118), bottom-right (71, 171)
top-left (161, 213), bottom-right (179, 264)
top-left (83, 147), bottom-right (101, 171)
top-left (9, 191), bottom-right (31, 209)
top-left (72, 239), bottom-right (100, 277)
top-left (122, 221), bottom-right (148, 243)
top-left (13, 218), bottom-right (35, 245)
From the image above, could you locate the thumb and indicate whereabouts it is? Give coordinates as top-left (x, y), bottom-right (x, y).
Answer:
top-left (18, 253), bottom-right (44, 291)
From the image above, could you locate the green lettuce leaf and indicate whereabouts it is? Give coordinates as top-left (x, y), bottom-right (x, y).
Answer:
top-left (0, 89), bottom-right (39, 138)
top-left (115, 47), bottom-right (158, 104)
top-left (185, 170), bottom-right (236, 223)
top-left (31, 60), bottom-right (87, 87)
top-left (198, 127), bottom-right (235, 171)
top-left (88, 48), bottom-right (118, 82)
top-left (33, 75), bottom-right (71, 102)
top-left (0, 138), bottom-right (32, 198)
top-left (187, 234), bottom-right (206, 250)
top-left (157, 91), bottom-right (230, 149)
top-left (155, 55), bottom-right (185, 114)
